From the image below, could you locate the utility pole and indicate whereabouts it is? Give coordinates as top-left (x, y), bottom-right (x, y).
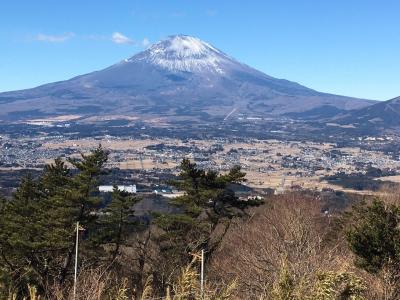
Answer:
top-left (200, 249), bottom-right (205, 299)
top-left (73, 221), bottom-right (80, 300)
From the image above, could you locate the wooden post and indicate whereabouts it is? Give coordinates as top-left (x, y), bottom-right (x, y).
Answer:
top-left (73, 221), bottom-right (79, 300)
top-left (200, 249), bottom-right (205, 299)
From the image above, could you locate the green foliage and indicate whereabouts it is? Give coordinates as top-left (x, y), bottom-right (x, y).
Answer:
top-left (157, 158), bottom-right (262, 264)
top-left (272, 261), bottom-right (295, 300)
top-left (66, 145), bottom-right (109, 220)
top-left (97, 186), bottom-right (140, 260)
top-left (0, 145), bottom-right (112, 296)
top-left (313, 271), bottom-right (366, 300)
top-left (168, 158), bottom-right (258, 222)
top-left (271, 264), bottom-right (366, 300)
top-left (347, 199), bottom-right (400, 274)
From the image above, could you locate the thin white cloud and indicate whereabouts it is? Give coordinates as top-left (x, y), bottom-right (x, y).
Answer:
top-left (111, 32), bottom-right (133, 44)
top-left (33, 31), bottom-right (149, 48)
top-left (142, 38), bottom-right (150, 47)
top-left (35, 32), bottom-right (75, 43)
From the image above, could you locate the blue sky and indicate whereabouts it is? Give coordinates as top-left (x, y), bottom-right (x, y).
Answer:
top-left (0, 0), bottom-right (399, 100)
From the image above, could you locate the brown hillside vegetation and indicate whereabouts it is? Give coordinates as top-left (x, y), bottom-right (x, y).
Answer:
top-left (10, 191), bottom-right (400, 299)
top-left (209, 192), bottom-right (400, 299)
top-left (2, 149), bottom-right (400, 299)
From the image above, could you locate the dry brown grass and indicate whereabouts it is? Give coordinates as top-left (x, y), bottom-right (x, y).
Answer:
top-left (378, 184), bottom-right (400, 206)
top-left (208, 193), bottom-right (379, 299)
top-left (10, 190), bottom-right (400, 299)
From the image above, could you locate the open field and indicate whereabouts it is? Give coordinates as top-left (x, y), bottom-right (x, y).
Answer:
top-left (18, 136), bottom-right (396, 194)
top-left (376, 175), bottom-right (400, 183)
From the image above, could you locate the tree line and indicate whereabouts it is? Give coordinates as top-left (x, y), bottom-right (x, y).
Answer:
top-left (1, 146), bottom-right (400, 299)
top-left (0, 146), bottom-right (260, 298)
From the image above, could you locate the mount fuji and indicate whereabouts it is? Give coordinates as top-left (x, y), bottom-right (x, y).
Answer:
top-left (0, 35), bottom-right (375, 121)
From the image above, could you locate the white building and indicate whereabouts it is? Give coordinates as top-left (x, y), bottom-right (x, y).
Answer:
top-left (99, 185), bottom-right (137, 194)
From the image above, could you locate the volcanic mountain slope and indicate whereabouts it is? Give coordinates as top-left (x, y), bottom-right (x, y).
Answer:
top-left (335, 96), bottom-right (400, 129)
top-left (0, 35), bottom-right (375, 121)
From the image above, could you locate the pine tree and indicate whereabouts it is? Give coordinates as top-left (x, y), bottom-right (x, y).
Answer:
top-left (0, 173), bottom-right (47, 294)
top-left (58, 145), bottom-right (109, 283)
top-left (97, 186), bottom-right (140, 261)
top-left (0, 145), bottom-right (111, 295)
top-left (347, 199), bottom-right (400, 297)
top-left (156, 159), bottom-right (261, 261)
top-left (347, 199), bottom-right (400, 273)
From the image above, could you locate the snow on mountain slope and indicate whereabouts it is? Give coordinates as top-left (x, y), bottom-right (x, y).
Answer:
top-left (0, 35), bottom-right (375, 121)
top-left (129, 35), bottom-right (230, 73)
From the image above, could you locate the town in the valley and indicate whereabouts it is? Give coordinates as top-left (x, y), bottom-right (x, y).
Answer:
top-left (1, 119), bottom-right (399, 200)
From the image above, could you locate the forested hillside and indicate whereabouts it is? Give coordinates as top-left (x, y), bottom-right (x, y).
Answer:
top-left (1, 147), bottom-right (399, 299)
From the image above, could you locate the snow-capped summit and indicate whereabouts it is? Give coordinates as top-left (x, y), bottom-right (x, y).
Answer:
top-left (127, 35), bottom-right (231, 73)
top-left (0, 34), bottom-right (375, 121)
